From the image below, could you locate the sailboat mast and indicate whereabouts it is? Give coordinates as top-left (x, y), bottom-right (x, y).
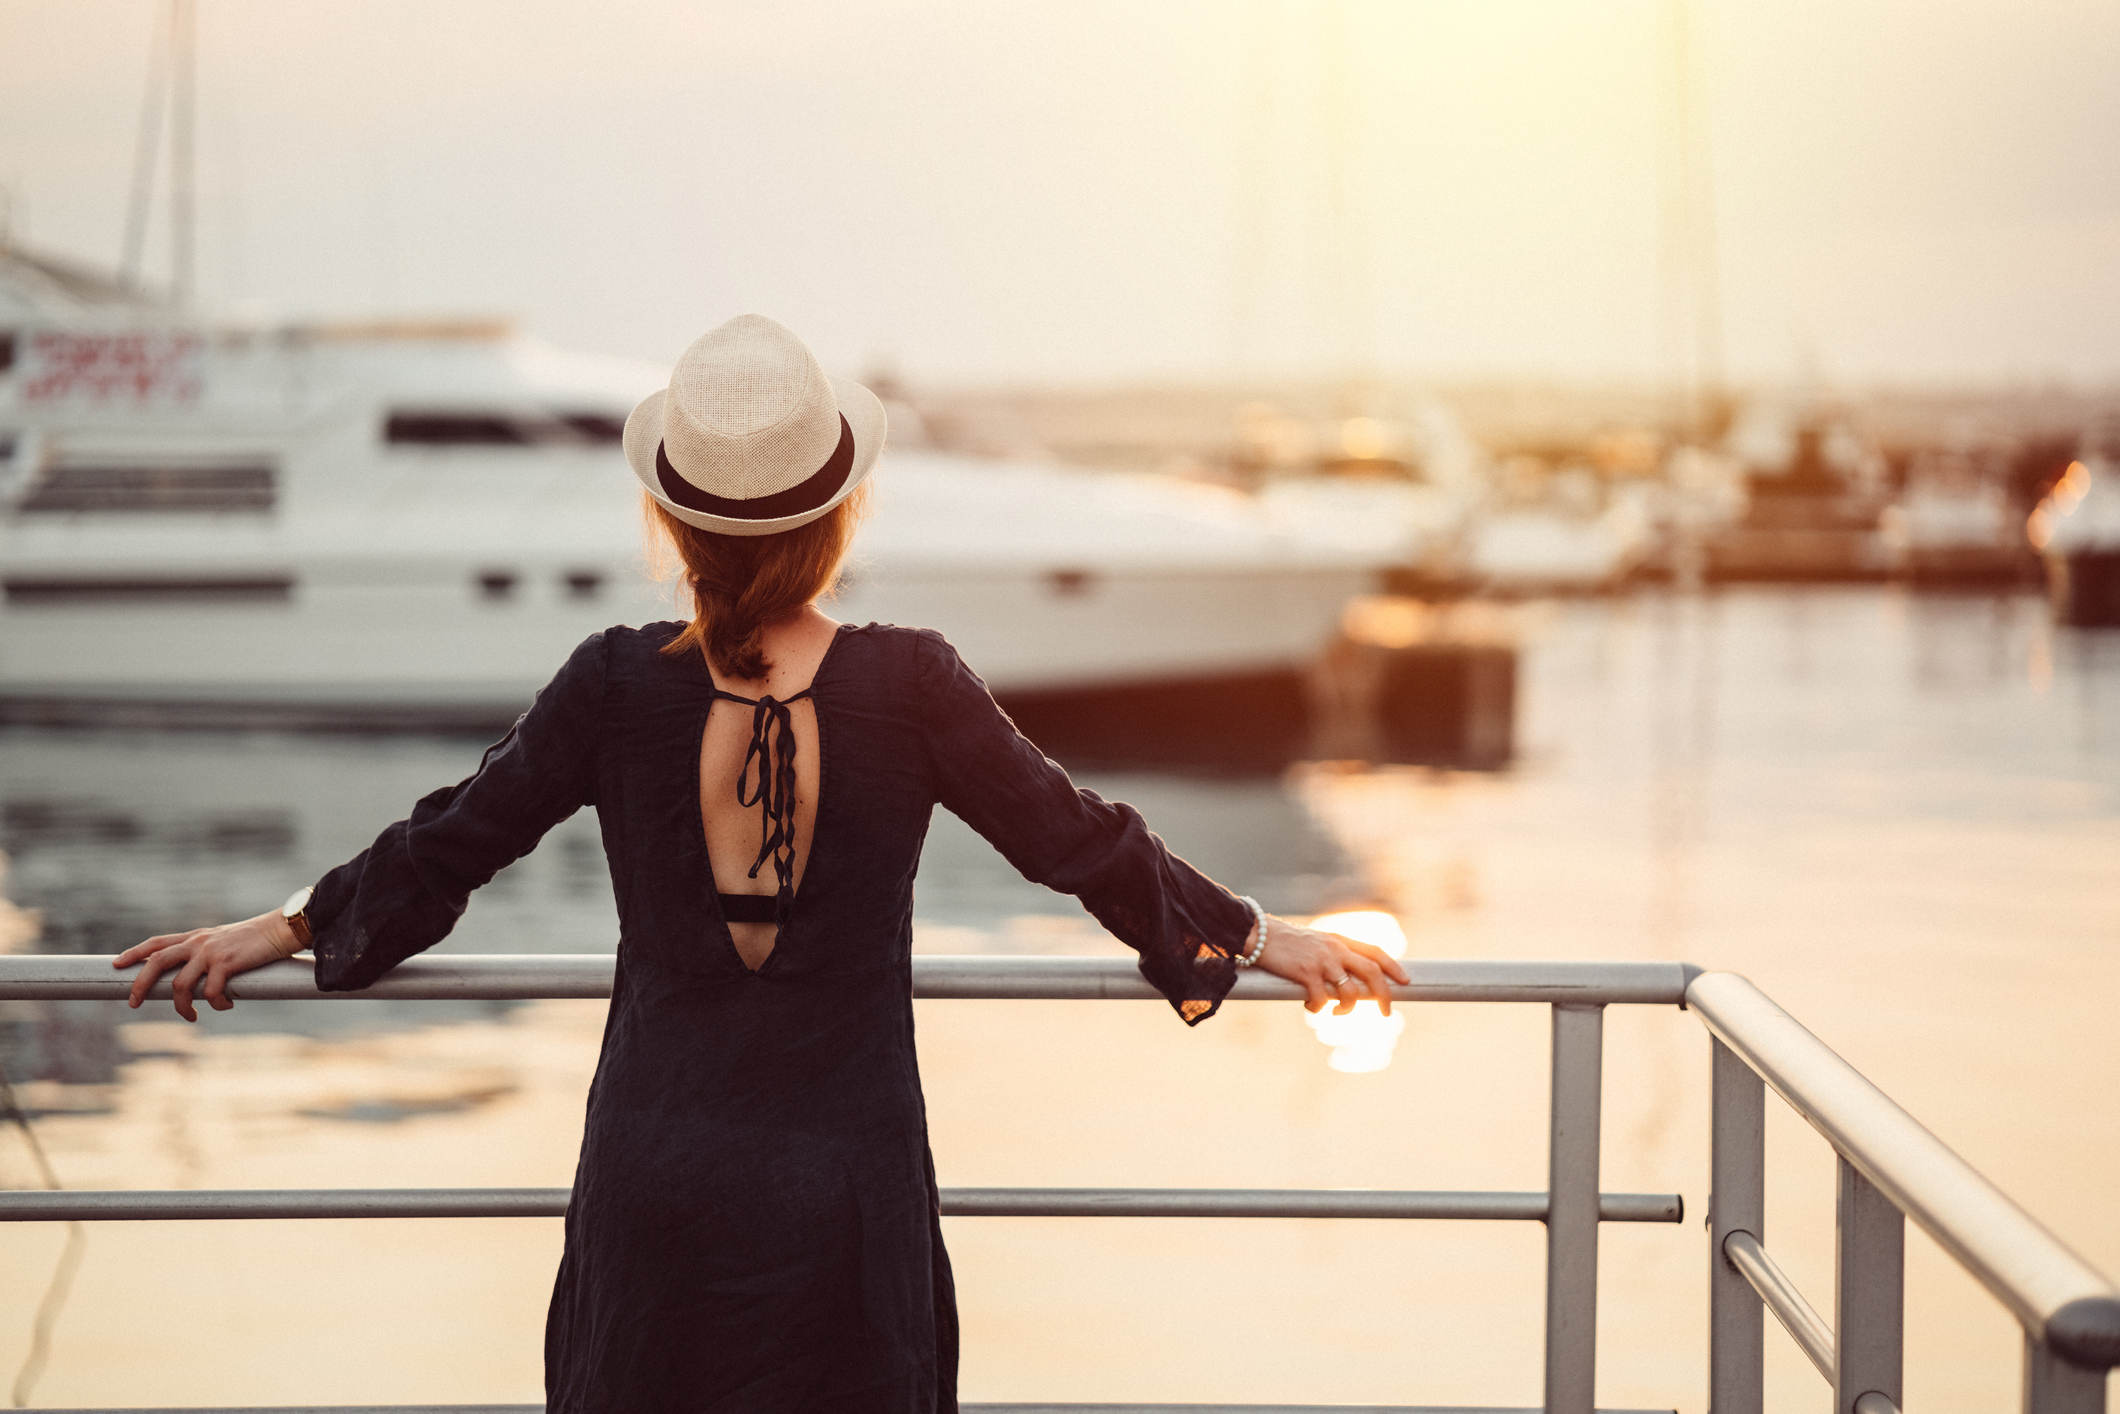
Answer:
top-left (119, 2), bottom-right (170, 291)
top-left (169, 0), bottom-right (197, 308)
top-left (1665, 0), bottom-right (1725, 440)
top-left (1228, 0), bottom-right (1276, 382)
top-left (1318, 0), bottom-right (1372, 396)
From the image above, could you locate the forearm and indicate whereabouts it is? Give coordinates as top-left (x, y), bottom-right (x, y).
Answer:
top-left (259, 907), bottom-right (304, 958)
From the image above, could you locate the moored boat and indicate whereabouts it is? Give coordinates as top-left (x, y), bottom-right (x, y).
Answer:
top-left (2030, 440), bottom-right (2120, 627)
top-left (1705, 413), bottom-right (1894, 583)
top-left (0, 249), bottom-right (1380, 726)
top-left (1887, 442), bottom-right (2042, 586)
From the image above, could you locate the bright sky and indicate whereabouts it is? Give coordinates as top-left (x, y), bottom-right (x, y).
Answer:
top-left (4, 0), bottom-right (2118, 387)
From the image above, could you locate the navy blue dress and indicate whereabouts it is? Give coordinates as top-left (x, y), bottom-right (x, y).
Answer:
top-left (305, 621), bottom-right (1251, 1413)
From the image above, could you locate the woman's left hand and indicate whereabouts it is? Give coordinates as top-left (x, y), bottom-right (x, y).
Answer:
top-left (113, 911), bottom-right (300, 1022)
top-left (1253, 916), bottom-right (1411, 1016)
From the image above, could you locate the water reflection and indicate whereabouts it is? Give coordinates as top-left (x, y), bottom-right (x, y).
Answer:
top-left (0, 721), bottom-right (1360, 1091)
top-left (5, 585), bottom-right (2114, 1095)
top-left (1, 587), bottom-right (2116, 1412)
top-left (1645, 591), bottom-right (1717, 959)
top-left (1, 797), bottom-right (298, 955)
top-left (1299, 910), bottom-right (1409, 1072)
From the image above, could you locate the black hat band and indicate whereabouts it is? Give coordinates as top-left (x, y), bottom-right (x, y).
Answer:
top-left (656, 413), bottom-right (854, 521)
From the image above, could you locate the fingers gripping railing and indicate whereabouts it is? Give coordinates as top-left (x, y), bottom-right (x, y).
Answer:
top-left (1690, 971), bottom-right (2120, 1414)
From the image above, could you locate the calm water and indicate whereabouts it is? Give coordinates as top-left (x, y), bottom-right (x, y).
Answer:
top-left (0, 716), bottom-right (1357, 1079)
top-left (1, 586), bottom-right (2115, 1412)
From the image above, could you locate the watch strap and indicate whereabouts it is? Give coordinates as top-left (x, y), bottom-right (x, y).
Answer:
top-left (279, 885), bottom-right (316, 955)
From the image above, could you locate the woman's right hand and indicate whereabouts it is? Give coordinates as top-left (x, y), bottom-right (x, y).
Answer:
top-left (1253, 915), bottom-right (1411, 1016)
top-left (113, 911), bottom-right (301, 1023)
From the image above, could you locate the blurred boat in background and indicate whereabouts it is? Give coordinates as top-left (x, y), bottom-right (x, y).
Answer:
top-left (1888, 441), bottom-right (2039, 586)
top-left (1227, 395), bottom-right (1664, 595)
top-left (1455, 451), bottom-right (1658, 593)
top-left (1237, 398), bottom-right (1477, 582)
top-left (845, 450), bottom-right (1376, 696)
top-left (1703, 402), bottom-right (1896, 582)
top-left (0, 248), bottom-right (1380, 727)
top-left (2030, 434), bottom-right (2120, 627)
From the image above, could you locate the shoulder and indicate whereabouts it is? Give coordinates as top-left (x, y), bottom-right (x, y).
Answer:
top-left (597, 620), bottom-right (685, 666)
top-left (546, 622), bottom-right (682, 685)
top-left (554, 622), bottom-right (699, 711)
top-left (826, 621), bottom-right (967, 674)
top-left (820, 621), bottom-right (993, 702)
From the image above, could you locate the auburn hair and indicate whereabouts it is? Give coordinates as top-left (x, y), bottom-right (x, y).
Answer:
top-left (645, 488), bottom-right (868, 680)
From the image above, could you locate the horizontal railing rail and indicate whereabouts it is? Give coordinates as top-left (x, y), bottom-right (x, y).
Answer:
top-left (0, 1186), bottom-right (1685, 1225)
top-left (37, 1404), bottom-right (1684, 1414)
top-left (0, 952), bottom-right (1698, 1006)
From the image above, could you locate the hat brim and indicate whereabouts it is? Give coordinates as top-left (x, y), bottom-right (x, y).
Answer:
top-left (624, 376), bottom-right (886, 536)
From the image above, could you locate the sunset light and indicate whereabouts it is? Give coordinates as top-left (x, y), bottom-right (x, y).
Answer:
top-left (1302, 909), bottom-right (1409, 1074)
top-left (3, 3), bottom-right (2116, 1404)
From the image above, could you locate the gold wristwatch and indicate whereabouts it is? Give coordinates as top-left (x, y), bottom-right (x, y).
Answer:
top-left (279, 885), bottom-right (315, 954)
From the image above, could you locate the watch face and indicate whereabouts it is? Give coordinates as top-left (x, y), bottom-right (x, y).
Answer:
top-left (282, 884), bottom-right (314, 918)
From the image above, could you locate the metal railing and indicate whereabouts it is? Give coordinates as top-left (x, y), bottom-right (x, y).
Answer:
top-left (0, 953), bottom-right (2113, 1414)
top-left (1690, 971), bottom-right (2120, 1414)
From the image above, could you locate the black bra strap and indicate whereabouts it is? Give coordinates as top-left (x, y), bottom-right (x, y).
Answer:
top-left (709, 687), bottom-right (815, 708)
top-left (710, 686), bottom-right (815, 932)
top-left (716, 892), bottom-right (778, 925)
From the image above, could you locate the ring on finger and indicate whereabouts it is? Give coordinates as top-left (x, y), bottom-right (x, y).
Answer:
top-left (1330, 974), bottom-right (1352, 988)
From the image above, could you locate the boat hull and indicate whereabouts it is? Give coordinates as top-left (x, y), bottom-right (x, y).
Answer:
top-left (0, 556), bottom-right (1374, 727)
top-left (1, 322), bottom-right (1381, 725)
top-left (2048, 548), bottom-right (2120, 627)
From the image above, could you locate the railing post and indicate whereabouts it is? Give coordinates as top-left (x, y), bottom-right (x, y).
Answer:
top-left (1835, 1155), bottom-right (1905, 1414)
top-left (1709, 1035), bottom-right (1765, 1414)
top-left (1544, 1002), bottom-right (1604, 1414)
top-left (2024, 1334), bottom-right (2109, 1414)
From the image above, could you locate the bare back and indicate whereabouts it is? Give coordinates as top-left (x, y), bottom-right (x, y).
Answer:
top-left (698, 606), bottom-right (840, 969)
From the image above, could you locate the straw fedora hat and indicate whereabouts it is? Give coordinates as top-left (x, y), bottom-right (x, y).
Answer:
top-left (624, 314), bottom-right (887, 536)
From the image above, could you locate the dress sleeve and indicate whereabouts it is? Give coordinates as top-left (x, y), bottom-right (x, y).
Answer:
top-left (305, 632), bottom-right (609, 991)
top-left (916, 631), bottom-right (1250, 1024)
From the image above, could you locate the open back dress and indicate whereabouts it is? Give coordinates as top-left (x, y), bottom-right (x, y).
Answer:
top-left (303, 621), bottom-right (1252, 1413)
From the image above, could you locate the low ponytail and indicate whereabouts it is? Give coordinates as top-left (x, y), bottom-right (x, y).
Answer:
top-left (645, 489), bottom-right (867, 680)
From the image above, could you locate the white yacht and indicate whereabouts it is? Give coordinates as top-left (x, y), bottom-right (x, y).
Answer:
top-left (1459, 496), bottom-right (1655, 591)
top-left (0, 249), bottom-right (1379, 725)
top-left (1887, 444), bottom-right (2034, 585)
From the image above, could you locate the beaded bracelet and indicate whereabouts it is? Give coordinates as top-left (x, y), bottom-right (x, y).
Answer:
top-left (1233, 895), bottom-right (1268, 968)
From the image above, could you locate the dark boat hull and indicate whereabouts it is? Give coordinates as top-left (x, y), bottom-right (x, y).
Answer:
top-left (2050, 549), bottom-right (2120, 627)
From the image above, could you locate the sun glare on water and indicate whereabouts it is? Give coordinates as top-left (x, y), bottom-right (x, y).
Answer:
top-left (1301, 910), bottom-right (1409, 1074)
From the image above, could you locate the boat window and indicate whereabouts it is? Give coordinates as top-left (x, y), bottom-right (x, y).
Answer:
top-left (4, 575), bottom-right (293, 604)
top-left (0, 332), bottom-right (15, 376)
top-left (1047, 569), bottom-right (1097, 597)
top-left (16, 463), bottom-right (276, 514)
top-left (386, 413), bottom-right (537, 446)
top-left (385, 410), bottom-right (629, 446)
top-left (560, 413), bottom-right (625, 443)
